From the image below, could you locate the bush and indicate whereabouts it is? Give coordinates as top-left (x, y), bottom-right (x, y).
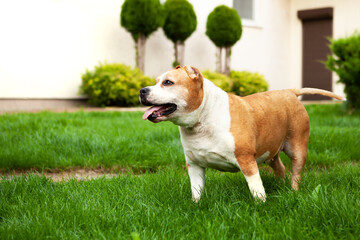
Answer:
top-left (325, 32), bottom-right (360, 110)
top-left (163, 0), bottom-right (197, 43)
top-left (80, 63), bottom-right (154, 107)
top-left (202, 70), bottom-right (268, 96)
top-left (230, 71), bottom-right (269, 96)
top-left (206, 5), bottom-right (242, 48)
top-left (120, 0), bottom-right (163, 41)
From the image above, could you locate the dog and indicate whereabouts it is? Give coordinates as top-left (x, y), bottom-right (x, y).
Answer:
top-left (139, 65), bottom-right (343, 202)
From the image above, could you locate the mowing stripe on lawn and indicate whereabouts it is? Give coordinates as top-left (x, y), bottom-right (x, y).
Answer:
top-left (1, 164), bottom-right (359, 239)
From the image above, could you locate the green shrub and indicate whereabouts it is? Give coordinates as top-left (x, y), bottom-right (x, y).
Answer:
top-left (80, 63), bottom-right (154, 107)
top-left (120, 0), bottom-right (163, 41)
top-left (202, 70), bottom-right (231, 92)
top-left (230, 71), bottom-right (269, 96)
top-left (202, 70), bottom-right (268, 96)
top-left (163, 0), bottom-right (197, 43)
top-left (206, 5), bottom-right (242, 47)
top-left (325, 32), bottom-right (360, 110)
top-left (163, 0), bottom-right (197, 67)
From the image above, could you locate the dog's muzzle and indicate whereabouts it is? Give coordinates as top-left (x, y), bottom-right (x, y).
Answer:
top-left (139, 87), bottom-right (177, 122)
top-left (140, 87), bottom-right (151, 106)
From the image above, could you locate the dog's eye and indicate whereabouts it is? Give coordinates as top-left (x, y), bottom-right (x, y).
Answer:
top-left (163, 80), bottom-right (174, 86)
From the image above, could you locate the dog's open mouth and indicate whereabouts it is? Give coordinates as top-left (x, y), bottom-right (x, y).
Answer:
top-left (142, 103), bottom-right (177, 121)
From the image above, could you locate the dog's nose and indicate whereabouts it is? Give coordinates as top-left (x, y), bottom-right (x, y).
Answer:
top-left (140, 87), bottom-right (150, 96)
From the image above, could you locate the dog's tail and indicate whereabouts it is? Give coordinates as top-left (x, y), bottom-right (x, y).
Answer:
top-left (290, 88), bottom-right (344, 101)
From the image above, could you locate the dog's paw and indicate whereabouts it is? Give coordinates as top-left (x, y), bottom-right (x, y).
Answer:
top-left (192, 197), bottom-right (201, 203)
top-left (251, 190), bottom-right (266, 203)
top-left (254, 193), bottom-right (266, 203)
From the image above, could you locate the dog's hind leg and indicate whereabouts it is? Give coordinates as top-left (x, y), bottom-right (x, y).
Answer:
top-left (284, 135), bottom-right (309, 190)
top-left (284, 104), bottom-right (310, 191)
top-left (268, 154), bottom-right (285, 179)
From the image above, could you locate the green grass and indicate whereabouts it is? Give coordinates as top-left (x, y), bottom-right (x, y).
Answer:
top-left (0, 111), bottom-right (183, 170)
top-left (0, 104), bottom-right (359, 170)
top-left (1, 165), bottom-right (359, 239)
top-left (1, 104), bottom-right (360, 239)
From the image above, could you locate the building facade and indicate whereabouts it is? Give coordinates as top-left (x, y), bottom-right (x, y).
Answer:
top-left (0, 0), bottom-right (359, 101)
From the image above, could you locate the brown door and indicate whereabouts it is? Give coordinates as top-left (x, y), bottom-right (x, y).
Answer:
top-left (298, 8), bottom-right (333, 100)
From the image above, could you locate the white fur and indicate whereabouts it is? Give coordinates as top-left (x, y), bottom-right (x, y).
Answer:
top-left (180, 79), bottom-right (239, 172)
top-left (244, 172), bottom-right (266, 202)
top-left (146, 72), bottom-right (188, 114)
top-left (187, 164), bottom-right (206, 202)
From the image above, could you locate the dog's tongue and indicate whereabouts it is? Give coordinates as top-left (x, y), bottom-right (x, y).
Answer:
top-left (142, 106), bottom-right (164, 120)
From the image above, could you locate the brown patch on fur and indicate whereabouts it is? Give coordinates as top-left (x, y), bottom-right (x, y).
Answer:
top-left (228, 94), bottom-right (257, 176)
top-left (165, 66), bottom-right (204, 112)
top-left (228, 90), bottom-right (310, 181)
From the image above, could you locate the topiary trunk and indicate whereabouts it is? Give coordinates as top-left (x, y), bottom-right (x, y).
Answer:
top-left (173, 41), bottom-right (185, 67)
top-left (179, 41), bottom-right (185, 66)
top-left (216, 47), bottom-right (222, 73)
top-left (224, 47), bottom-right (231, 76)
top-left (136, 33), bottom-right (146, 73)
top-left (173, 41), bottom-right (179, 67)
top-left (216, 47), bottom-right (230, 76)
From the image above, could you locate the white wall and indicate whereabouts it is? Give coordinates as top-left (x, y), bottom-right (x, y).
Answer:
top-left (0, 0), bottom-right (292, 98)
top-left (0, 0), bottom-right (357, 98)
top-left (0, 0), bottom-right (126, 98)
top-left (231, 0), bottom-right (291, 91)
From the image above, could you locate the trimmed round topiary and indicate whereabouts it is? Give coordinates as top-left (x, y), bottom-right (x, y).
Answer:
top-left (163, 0), bottom-right (197, 43)
top-left (206, 5), bottom-right (242, 47)
top-left (80, 63), bottom-right (154, 107)
top-left (121, 0), bottom-right (163, 40)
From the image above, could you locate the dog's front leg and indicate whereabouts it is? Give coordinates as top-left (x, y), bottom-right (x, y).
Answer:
top-left (187, 163), bottom-right (206, 203)
top-left (244, 171), bottom-right (266, 202)
top-left (237, 155), bottom-right (266, 202)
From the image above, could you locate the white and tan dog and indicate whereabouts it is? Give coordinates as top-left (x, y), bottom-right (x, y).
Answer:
top-left (140, 66), bottom-right (343, 202)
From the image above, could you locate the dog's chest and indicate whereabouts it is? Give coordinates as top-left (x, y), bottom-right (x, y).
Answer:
top-left (180, 130), bottom-right (240, 172)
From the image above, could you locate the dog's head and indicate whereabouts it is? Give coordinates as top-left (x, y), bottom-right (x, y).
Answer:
top-left (140, 65), bottom-right (204, 124)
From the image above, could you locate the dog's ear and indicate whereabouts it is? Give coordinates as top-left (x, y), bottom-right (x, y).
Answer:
top-left (175, 65), bottom-right (182, 69)
top-left (184, 65), bottom-right (203, 82)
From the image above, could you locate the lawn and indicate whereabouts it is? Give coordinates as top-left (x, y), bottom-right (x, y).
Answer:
top-left (0, 104), bottom-right (359, 171)
top-left (1, 104), bottom-right (360, 239)
top-left (1, 165), bottom-right (359, 239)
top-left (0, 110), bottom-right (183, 171)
